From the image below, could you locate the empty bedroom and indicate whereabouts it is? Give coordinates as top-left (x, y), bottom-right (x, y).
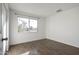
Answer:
top-left (0, 3), bottom-right (79, 55)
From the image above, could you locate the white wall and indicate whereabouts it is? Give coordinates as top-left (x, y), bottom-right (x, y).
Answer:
top-left (9, 10), bottom-right (45, 45)
top-left (46, 7), bottom-right (79, 48)
top-left (0, 4), bottom-right (2, 33)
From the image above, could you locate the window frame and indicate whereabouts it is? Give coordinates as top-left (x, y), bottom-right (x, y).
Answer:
top-left (17, 16), bottom-right (38, 32)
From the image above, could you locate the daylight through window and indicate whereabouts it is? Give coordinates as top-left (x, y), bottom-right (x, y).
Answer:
top-left (18, 17), bottom-right (38, 32)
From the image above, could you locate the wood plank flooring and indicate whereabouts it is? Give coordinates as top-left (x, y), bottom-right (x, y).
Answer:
top-left (7, 39), bottom-right (79, 55)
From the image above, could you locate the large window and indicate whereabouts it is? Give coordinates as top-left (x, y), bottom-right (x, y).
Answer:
top-left (18, 17), bottom-right (37, 32)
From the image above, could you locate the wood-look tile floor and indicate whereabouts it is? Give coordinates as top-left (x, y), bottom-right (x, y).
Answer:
top-left (7, 39), bottom-right (79, 55)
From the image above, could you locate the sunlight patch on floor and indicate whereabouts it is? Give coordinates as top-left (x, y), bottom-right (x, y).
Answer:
top-left (21, 51), bottom-right (30, 55)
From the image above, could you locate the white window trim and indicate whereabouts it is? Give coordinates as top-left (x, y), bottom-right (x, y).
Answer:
top-left (17, 14), bottom-right (38, 32)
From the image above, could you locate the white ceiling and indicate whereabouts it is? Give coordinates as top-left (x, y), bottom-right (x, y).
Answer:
top-left (9, 3), bottom-right (79, 18)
